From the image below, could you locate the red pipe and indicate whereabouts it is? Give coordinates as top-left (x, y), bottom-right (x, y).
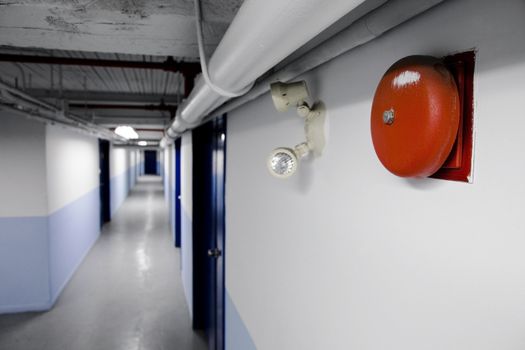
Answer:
top-left (133, 128), bottom-right (166, 132)
top-left (68, 103), bottom-right (177, 112)
top-left (0, 54), bottom-right (201, 75)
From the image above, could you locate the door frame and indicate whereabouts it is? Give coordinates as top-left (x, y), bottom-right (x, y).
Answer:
top-left (191, 116), bottom-right (226, 350)
top-left (209, 116), bottom-right (226, 350)
top-left (175, 139), bottom-right (182, 247)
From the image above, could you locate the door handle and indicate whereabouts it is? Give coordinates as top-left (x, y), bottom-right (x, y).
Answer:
top-left (208, 248), bottom-right (222, 258)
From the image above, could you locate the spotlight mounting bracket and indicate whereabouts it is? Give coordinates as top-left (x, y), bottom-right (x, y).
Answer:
top-left (303, 102), bottom-right (326, 157)
top-left (267, 81), bottom-right (327, 178)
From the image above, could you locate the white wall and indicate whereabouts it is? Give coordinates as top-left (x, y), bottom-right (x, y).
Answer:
top-left (163, 147), bottom-right (172, 204)
top-left (180, 132), bottom-right (193, 318)
top-left (157, 148), bottom-right (161, 175)
top-left (0, 113), bottom-right (47, 217)
top-left (0, 116), bottom-right (102, 312)
top-left (46, 125), bottom-right (99, 214)
top-left (139, 150), bottom-right (145, 175)
top-left (110, 146), bottom-right (129, 178)
top-left (45, 124), bottom-right (101, 302)
top-left (110, 146), bottom-right (140, 217)
top-left (128, 148), bottom-right (138, 188)
top-left (0, 113), bottom-right (50, 312)
top-left (225, 0), bottom-right (525, 349)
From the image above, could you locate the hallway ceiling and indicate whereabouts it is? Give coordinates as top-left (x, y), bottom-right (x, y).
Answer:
top-left (0, 0), bottom-right (243, 58)
top-left (0, 0), bottom-right (244, 143)
top-left (0, 46), bottom-right (183, 138)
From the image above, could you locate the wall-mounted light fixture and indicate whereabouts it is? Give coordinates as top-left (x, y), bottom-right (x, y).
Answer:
top-left (267, 80), bottom-right (326, 179)
top-left (114, 125), bottom-right (139, 140)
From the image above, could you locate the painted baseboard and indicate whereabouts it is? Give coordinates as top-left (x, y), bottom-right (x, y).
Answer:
top-left (0, 187), bottom-right (101, 314)
top-left (0, 301), bottom-right (52, 314)
top-left (0, 216), bottom-right (50, 313)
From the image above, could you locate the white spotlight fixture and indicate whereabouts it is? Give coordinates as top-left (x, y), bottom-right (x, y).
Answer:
top-left (114, 125), bottom-right (139, 140)
top-left (267, 81), bottom-right (326, 179)
top-left (138, 140), bottom-right (148, 146)
top-left (270, 81), bottom-right (310, 112)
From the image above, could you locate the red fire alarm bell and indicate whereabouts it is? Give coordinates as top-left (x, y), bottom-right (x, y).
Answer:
top-left (371, 56), bottom-right (460, 178)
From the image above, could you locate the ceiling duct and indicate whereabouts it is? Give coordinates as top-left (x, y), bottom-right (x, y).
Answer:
top-left (161, 0), bottom-right (445, 146)
top-left (165, 0), bottom-right (368, 138)
top-left (0, 79), bottom-right (125, 142)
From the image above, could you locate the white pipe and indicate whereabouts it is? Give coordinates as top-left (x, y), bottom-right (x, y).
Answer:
top-left (194, 0), bottom-right (253, 98)
top-left (164, 0), bottom-right (445, 142)
top-left (168, 0), bottom-right (367, 134)
top-left (209, 0), bottom-right (446, 120)
top-left (0, 79), bottom-right (125, 142)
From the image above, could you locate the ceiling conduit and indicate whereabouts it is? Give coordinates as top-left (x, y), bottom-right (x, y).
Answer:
top-left (162, 0), bottom-right (445, 145)
top-left (0, 79), bottom-right (126, 141)
top-left (165, 0), bottom-right (368, 137)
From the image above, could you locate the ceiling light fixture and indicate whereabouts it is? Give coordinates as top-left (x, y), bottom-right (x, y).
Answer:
top-left (114, 125), bottom-right (139, 140)
top-left (138, 140), bottom-right (148, 146)
top-left (267, 80), bottom-right (326, 179)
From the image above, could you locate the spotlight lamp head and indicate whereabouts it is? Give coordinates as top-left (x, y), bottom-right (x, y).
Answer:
top-left (267, 147), bottom-right (299, 179)
top-left (267, 143), bottom-right (310, 179)
top-left (270, 81), bottom-right (310, 112)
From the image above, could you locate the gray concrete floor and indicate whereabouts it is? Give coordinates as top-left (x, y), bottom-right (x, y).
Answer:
top-left (0, 176), bottom-right (207, 350)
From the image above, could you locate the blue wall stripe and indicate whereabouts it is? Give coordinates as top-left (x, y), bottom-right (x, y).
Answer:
top-left (181, 208), bottom-right (193, 319)
top-left (0, 217), bottom-right (50, 313)
top-left (0, 163), bottom-right (141, 314)
top-left (48, 187), bottom-right (101, 303)
top-left (225, 289), bottom-right (257, 350)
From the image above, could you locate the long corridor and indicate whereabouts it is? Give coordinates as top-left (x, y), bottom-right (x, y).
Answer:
top-left (0, 176), bottom-right (206, 350)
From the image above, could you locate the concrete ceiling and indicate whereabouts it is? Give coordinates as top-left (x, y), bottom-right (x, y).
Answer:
top-left (0, 47), bottom-right (183, 137)
top-left (0, 0), bottom-right (244, 143)
top-left (0, 0), bottom-right (244, 58)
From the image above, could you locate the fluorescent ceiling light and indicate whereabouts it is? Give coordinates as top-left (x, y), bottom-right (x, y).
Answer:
top-left (114, 125), bottom-right (139, 140)
top-left (138, 141), bottom-right (148, 146)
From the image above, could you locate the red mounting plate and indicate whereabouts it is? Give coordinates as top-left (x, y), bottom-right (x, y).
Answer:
top-left (430, 51), bottom-right (475, 183)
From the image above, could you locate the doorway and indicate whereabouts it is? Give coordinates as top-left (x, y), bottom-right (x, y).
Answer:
top-left (192, 116), bottom-right (226, 350)
top-left (175, 139), bottom-right (182, 247)
top-left (144, 150), bottom-right (158, 175)
top-left (98, 139), bottom-right (111, 225)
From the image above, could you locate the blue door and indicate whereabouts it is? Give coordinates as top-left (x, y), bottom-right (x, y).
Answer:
top-left (98, 139), bottom-right (111, 225)
top-left (144, 150), bottom-right (157, 175)
top-left (208, 116), bottom-right (226, 350)
top-left (191, 116), bottom-right (226, 350)
top-left (175, 139), bottom-right (182, 247)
